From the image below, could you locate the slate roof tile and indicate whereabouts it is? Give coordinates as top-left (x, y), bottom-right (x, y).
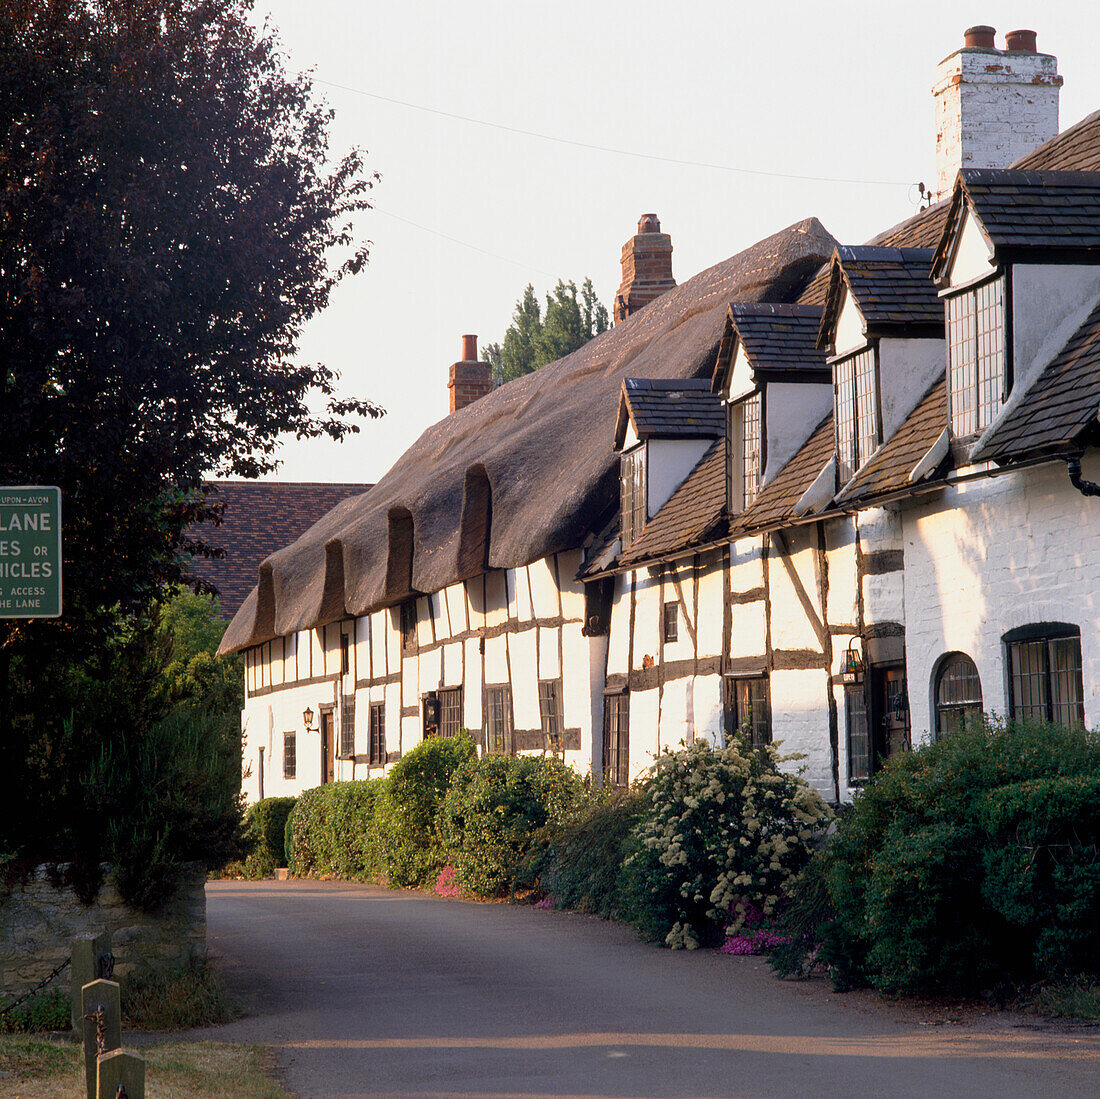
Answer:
top-left (728, 303), bottom-right (829, 373)
top-left (619, 378), bottom-right (726, 442)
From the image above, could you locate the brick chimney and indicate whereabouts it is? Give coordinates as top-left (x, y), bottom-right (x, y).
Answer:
top-left (613, 214), bottom-right (675, 325)
top-left (448, 335), bottom-right (491, 413)
top-left (932, 26), bottom-right (1062, 200)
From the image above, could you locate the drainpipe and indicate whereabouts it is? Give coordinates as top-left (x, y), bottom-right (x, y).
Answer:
top-left (1067, 457), bottom-right (1100, 498)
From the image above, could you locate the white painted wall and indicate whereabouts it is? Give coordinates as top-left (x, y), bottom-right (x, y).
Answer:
top-left (762, 380), bottom-right (833, 486)
top-left (878, 338), bottom-right (945, 441)
top-left (726, 342), bottom-right (755, 401)
top-left (647, 439), bottom-right (713, 518)
top-left (832, 288), bottom-right (866, 358)
top-left (945, 206), bottom-right (995, 286)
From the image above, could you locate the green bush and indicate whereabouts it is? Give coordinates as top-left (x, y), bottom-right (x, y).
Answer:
top-left (375, 735), bottom-right (476, 887)
top-left (621, 738), bottom-right (832, 949)
top-left (529, 791), bottom-right (647, 918)
top-left (774, 716), bottom-right (1100, 995)
top-left (228, 796), bottom-right (297, 879)
top-left (0, 987), bottom-right (70, 1034)
top-left (285, 780), bottom-right (384, 880)
top-left (442, 755), bottom-right (587, 895)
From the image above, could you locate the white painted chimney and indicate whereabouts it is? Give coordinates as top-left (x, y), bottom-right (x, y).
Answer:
top-left (932, 26), bottom-right (1062, 200)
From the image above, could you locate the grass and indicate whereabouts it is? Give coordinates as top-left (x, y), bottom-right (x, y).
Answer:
top-left (0, 1036), bottom-right (291, 1097)
top-left (1034, 979), bottom-right (1100, 1021)
top-left (122, 954), bottom-right (242, 1030)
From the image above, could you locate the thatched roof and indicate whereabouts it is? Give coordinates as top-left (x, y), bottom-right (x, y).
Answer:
top-left (220, 217), bottom-right (837, 653)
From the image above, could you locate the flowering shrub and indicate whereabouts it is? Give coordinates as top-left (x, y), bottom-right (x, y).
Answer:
top-left (434, 864), bottom-right (462, 898)
top-left (720, 901), bottom-right (791, 956)
top-left (621, 738), bottom-right (831, 949)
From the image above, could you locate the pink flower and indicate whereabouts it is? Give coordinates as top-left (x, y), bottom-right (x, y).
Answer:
top-left (434, 865), bottom-right (462, 897)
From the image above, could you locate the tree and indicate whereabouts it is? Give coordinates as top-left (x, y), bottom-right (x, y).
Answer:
top-left (483, 278), bottom-right (609, 385)
top-left (0, 0), bottom-right (381, 879)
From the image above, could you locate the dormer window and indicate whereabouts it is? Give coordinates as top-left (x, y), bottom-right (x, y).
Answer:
top-left (833, 346), bottom-right (879, 483)
top-left (728, 392), bottom-right (762, 512)
top-left (945, 274), bottom-right (1006, 437)
top-left (620, 446), bottom-right (646, 545)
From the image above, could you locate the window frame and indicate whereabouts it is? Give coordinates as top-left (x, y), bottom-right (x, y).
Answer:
top-left (602, 691), bottom-right (630, 787)
top-left (723, 675), bottom-right (770, 749)
top-left (484, 684), bottom-right (514, 756)
top-left (538, 679), bottom-right (564, 753)
top-left (727, 390), bottom-right (764, 513)
top-left (934, 653), bottom-right (983, 738)
top-left (338, 693), bottom-right (356, 758)
top-left (833, 344), bottom-right (880, 484)
top-left (1004, 623), bottom-right (1085, 729)
top-left (846, 683), bottom-right (871, 785)
top-left (944, 271), bottom-right (1009, 439)
top-left (662, 601), bottom-right (679, 644)
top-left (283, 731), bottom-right (296, 780)
top-left (620, 444), bottom-right (647, 546)
top-left (368, 702), bottom-right (386, 767)
top-left (439, 686), bottom-right (463, 739)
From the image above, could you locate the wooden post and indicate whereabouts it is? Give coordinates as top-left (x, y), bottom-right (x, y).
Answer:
top-left (71, 931), bottom-right (111, 1034)
top-left (81, 979), bottom-right (121, 1099)
top-left (97, 1049), bottom-right (145, 1099)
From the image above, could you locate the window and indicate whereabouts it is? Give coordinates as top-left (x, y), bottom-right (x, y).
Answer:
top-left (485, 685), bottom-right (513, 755)
top-left (663, 601), bottom-right (679, 644)
top-left (339, 693), bottom-right (356, 758)
top-left (368, 702), bottom-right (385, 766)
top-left (724, 676), bottom-right (770, 748)
top-left (620, 446), bottom-right (647, 546)
top-left (439, 687), bottom-right (463, 739)
top-left (846, 685), bottom-right (870, 784)
top-left (834, 346), bottom-right (878, 483)
top-left (935, 654), bottom-right (983, 737)
top-left (539, 680), bottom-right (563, 751)
top-left (946, 275), bottom-right (1006, 436)
top-left (400, 600), bottom-right (416, 653)
top-left (603, 692), bottom-right (630, 787)
top-left (340, 634), bottom-right (350, 676)
top-left (1005, 625), bottom-right (1084, 728)
top-left (283, 732), bottom-right (296, 779)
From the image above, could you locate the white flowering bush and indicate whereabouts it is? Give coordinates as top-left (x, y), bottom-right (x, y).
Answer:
top-left (621, 738), bottom-right (832, 949)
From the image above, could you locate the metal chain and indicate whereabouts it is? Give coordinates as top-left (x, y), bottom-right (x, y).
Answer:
top-left (0, 954), bottom-right (71, 1018)
top-left (82, 1005), bottom-right (106, 1055)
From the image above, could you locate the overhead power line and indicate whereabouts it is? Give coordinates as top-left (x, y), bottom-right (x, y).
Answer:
top-left (313, 77), bottom-right (911, 189)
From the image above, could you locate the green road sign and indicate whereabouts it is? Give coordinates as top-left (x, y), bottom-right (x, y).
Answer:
top-left (0, 486), bottom-right (62, 618)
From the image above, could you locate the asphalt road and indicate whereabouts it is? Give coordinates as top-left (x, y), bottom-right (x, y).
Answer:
top-left (200, 880), bottom-right (1100, 1099)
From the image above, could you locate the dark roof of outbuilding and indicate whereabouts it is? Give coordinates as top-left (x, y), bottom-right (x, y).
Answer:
top-left (974, 299), bottom-right (1100, 462)
top-left (932, 169), bottom-right (1100, 277)
top-left (615, 441), bottom-right (727, 567)
top-left (189, 481), bottom-right (372, 618)
top-left (614, 378), bottom-right (725, 449)
top-left (712, 303), bottom-right (828, 392)
top-left (221, 217), bottom-right (838, 653)
top-left (818, 246), bottom-right (942, 348)
top-left (838, 378), bottom-right (950, 502)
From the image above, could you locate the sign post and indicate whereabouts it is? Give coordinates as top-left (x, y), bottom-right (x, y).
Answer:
top-left (0, 486), bottom-right (62, 618)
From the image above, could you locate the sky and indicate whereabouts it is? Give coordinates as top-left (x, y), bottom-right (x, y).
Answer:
top-left (246, 1), bottom-right (1100, 484)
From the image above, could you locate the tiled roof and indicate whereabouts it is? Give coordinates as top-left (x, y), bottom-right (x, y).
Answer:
top-left (933, 169), bottom-right (1100, 275)
top-left (840, 378), bottom-right (951, 501)
top-left (731, 415), bottom-right (835, 536)
top-left (975, 300), bottom-right (1100, 462)
top-left (617, 378), bottom-right (726, 446)
top-left (189, 481), bottom-right (372, 618)
top-left (820, 246), bottom-right (942, 346)
top-left (1013, 108), bottom-right (1100, 172)
top-left (729, 303), bottom-right (828, 373)
top-left (616, 441), bottom-right (727, 567)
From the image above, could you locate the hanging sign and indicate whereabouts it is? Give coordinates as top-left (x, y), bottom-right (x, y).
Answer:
top-left (0, 486), bottom-right (62, 618)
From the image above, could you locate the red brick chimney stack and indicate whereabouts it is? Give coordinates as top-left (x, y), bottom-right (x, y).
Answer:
top-left (448, 334), bottom-right (492, 413)
top-left (613, 214), bottom-right (676, 325)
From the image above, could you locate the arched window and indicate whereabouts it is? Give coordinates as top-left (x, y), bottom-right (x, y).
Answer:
top-left (935, 653), bottom-right (983, 737)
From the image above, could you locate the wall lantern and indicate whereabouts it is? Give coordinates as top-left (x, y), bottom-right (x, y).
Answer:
top-left (303, 706), bottom-right (314, 731)
top-left (841, 641), bottom-right (865, 685)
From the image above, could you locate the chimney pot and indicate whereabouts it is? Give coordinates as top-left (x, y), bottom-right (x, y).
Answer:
top-left (964, 25), bottom-right (996, 48)
top-left (1005, 28), bottom-right (1037, 52)
top-left (449, 333), bottom-right (491, 413)
top-left (638, 213), bottom-right (661, 234)
top-left (461, 333), bottom-right (478, 361)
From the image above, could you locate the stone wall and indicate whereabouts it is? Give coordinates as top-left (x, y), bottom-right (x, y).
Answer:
top-left (0, 865), bottom-right (206, 996)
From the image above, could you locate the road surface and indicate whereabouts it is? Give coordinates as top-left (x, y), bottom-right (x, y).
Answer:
top-left (199, 880), bottom-right (1100, 1098)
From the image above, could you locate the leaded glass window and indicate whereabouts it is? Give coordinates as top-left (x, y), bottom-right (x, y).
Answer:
top-left (846, 685), bottom-right (870, 783)
top-left (724, 676), bottom-right (770, 748)
top-left (368, 703), bottom-right (385, 766)
top-left (935, 654), bottom-right (983, 737)
top-left (834, 347), bottom-right (878, 484)
top-left (283, 732), bottom-right (296, 779)
top-left (538, 680), bottom-right (563, 752)
top-left (620, 447), bottom-right (647, 546)
top-left (946, 276), bottom-right (1006, 436)
top-left (439, 687), bottom-right (463, 739)
top-left (485, 685), bottom-right (513, 755)
top-left (603, 693), bottom-right (629, 787)
top-left (1005, 626), bottom-right (1084, 728)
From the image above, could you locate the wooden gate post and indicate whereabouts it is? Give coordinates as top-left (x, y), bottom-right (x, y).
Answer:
top-left (71, 931), bottom-right (111, 1033)
top-left (81, 978), bottom-right (121, 1099)
top-left (97, 1049), bottom-right (145, 1099)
